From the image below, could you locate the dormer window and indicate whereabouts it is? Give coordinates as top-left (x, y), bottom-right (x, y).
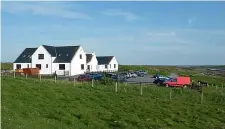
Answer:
top-left (38, 54), bottom-right (44, 59)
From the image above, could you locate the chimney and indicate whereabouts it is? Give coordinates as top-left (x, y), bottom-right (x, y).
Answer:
top-left (91, 52), bottom-right (96, 56)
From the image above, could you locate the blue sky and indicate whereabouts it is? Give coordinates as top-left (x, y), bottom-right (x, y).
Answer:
top-left (1, 1), bottom-right (225, 65)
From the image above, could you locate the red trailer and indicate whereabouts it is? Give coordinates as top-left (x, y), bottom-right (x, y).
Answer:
top-left (163, 76), bottom-right (191, 87)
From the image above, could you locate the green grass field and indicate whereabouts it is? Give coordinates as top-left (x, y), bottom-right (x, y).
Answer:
top-left (2, 76), bottom-right (225, 129)
top-left (1, 63), bottom-right (13, 70)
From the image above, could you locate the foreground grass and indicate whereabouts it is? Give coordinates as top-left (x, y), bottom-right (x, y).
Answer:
top-left (2, 76), bottom-right (225, 129)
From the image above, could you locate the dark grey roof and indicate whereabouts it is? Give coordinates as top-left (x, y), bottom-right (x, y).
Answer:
top-left (86, 54), bottom-right (93, 63)
top-left (96, 56), bottom-right (114, 65)
top-left (14, 48), bottom-right (37, 63)
top-left (53, 46), bottom-right (80, 63)
top-left (43, 45), bottom-right (57, 57)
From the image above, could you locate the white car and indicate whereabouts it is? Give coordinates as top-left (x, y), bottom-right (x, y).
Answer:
top-left (130, 72), bottom-right (137, 78)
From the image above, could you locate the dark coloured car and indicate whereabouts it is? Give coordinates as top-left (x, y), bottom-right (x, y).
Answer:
top-left (111, 74), bottom-right (126, 82)
top-left (88, 73), bottom-right (104, 80)
top-left (153, 77), bottom-right (171, 86)
top-left (105, 73), bottom-right (116, 78)
top-left (77, 74), bottom-right (92, 82)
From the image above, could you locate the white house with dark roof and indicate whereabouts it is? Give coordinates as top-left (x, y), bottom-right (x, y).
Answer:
top-left (96, 56), bottom-right (118, 72)
top-left (13, 45), bottom-right (119, 76)
top-left (86, 52), bottom-right (98, 72)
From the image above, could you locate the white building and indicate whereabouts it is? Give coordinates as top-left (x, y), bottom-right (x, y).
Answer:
top-left (13, 45), bottom-right (118, 75)
top-left (96, 56), bottom-right (118, 72)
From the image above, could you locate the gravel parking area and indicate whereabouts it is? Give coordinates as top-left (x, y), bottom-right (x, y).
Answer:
top-left (57, 74), bottom-right (156, 84)
top-left (125, 75), bottom-right (155, 84)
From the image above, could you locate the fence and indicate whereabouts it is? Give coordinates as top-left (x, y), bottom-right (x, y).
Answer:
top-left (2, 71), bottom-right (225, 105)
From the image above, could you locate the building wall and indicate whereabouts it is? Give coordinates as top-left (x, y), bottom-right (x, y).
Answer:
top-left (13, 63), bottom-right (32, 70)
top-left (52, 63), bottom-right (71, 75)
top-left (87, 53), bottom-right (98, 72)
top-left (97, 65), bottom-right (107, 72)
top-left (70, 46), bottom-right (87, 75)
top-left (108, 57), bottom-right (119, 72)
top-left (97, 57), bottom-right (119, 72)
top-left (31, 45), bottom-right (52, 75)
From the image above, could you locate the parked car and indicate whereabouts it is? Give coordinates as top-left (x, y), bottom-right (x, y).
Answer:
top-left (130, 72), bottom-right (137, 78)
top-left (153, 77), bottom-right (171, 86)
top-left (138, 70), bottom-right (148, 75)
top-left (111, 74), bottom-right (126, 82)
top-left (134, 71), bottom-right (145, 77)
top-left (163, 76), bottom-right (191, 88)
top-left (88, 73), bottom-right (104, 80)
top-left (105, 73), bottom-right (116, 78)
top-left (153, 74), bottom-right (168, 79)
top-left (77, 74), bottom-right (92, 82)
top-left (120, 72), bottom-right (131, 79)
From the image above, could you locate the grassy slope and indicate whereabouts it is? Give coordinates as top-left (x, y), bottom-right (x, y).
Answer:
top-left (2, 76), bottom-right (225, 129)
top-left (1, 63), bottom-right (13, 70)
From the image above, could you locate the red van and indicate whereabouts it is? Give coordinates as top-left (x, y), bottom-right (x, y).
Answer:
top-left (163, 76), bottom-right (191, 88)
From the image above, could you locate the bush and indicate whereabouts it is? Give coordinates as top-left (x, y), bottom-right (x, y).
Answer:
top-left (99, 74), bottom-right (114, 86)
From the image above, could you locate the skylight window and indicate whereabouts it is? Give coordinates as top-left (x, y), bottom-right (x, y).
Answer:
top-left (66, 54), bottom-right (69, 56)
top-left (23, 55), bottom-right (26, 57)
top-left (59, 54), bottom-right (62, 56)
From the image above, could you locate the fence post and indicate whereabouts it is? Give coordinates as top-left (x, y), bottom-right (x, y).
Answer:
top-left (201, 90), bottom-right (204, 104)
top-left (216, 85), bottom-right (218, 90)
top-left (73, 77), bottom-right (76, 86)
top-left (54, 76), bottom-right (57, 83)
top-left (39, 74), bottom-right (42, 81)
top-left (170, 88), bottom-right (172, 100)
top-left (92, 79), bottom-right (94, 87)
top-left (124, 82), bottom-right (127, 92)
top-left (140, 82), bottom-right (143, 96)
top-left (115, 82), bottom-right (118, 93)
top-left (14, 71), bottom-right (15, 78)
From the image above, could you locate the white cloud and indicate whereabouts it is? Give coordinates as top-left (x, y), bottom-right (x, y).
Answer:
top-left (2, 2), bottom-right (91, 19)
top-left (102, 9), bottom-right (138, 21)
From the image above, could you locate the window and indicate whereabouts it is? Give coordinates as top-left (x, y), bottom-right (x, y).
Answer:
top-left (80, 54), bottom-right (82, 59)
top-left (38, 54), bottom-right (44, 59)
top-left (59, 64), bottom-right (65, 70)
top-left (81, 64), bottom-right (84, 70)
top-left (114, 64), bottom-right (116, 68)
top-left (110, 64), bottom-right (111, 68)
top-left (46, 64), bottom-right (48, 68)
top-left (87, 65), bottom-right (90, 70)
top-left (27, 64), bottom-right (29, 68)
top-left (16, 64), bottom-right (21, 69)
top-left (36, 64), bottom-right (41, 70)
top-left (105, 65), bottom-right (108, 68)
